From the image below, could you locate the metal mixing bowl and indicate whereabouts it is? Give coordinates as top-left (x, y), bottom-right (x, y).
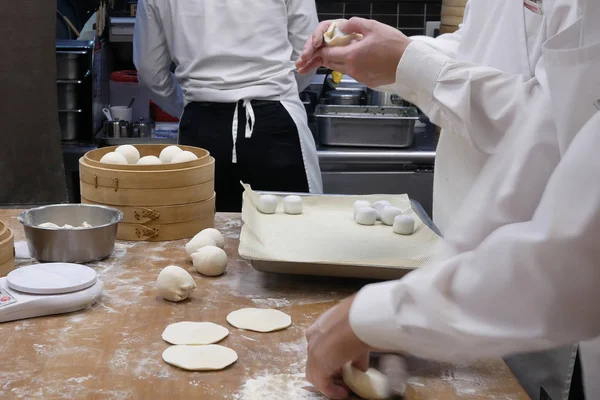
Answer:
top-left (18, 204), bottom-right (123, 263)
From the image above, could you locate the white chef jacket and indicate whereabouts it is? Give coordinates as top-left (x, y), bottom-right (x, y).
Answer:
top-left (378, 0), bottom-right (578, 234)
top-left (133, 0), bottom-right (323, 193)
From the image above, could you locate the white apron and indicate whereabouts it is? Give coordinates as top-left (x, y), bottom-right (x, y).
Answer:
top-left (542, 1), bottom-right (600, 397)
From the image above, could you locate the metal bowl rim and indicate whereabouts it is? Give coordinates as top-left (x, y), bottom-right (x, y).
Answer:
top-left (18, 204), bottom-right (124, 230)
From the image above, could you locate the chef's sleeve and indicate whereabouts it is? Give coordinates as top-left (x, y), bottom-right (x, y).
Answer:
top-left (287, 0), bottom-right (319, 92)
top-left (133, 0), bottom-right (183, 117)
top-left (349, 112), bottom-right (600, 362)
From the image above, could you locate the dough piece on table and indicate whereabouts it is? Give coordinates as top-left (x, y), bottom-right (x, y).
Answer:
top-left (171, 150), bottom-right (198, 163)
top-left (185, 234), bottom-right (217, 257)
top-left (100, 152), bottom-right (128, 165)
top-left (342, 362), bottom-right (391, 400)
top-left (283, 195), bottom-right (303, 215)
top-left (258, 195), bottom-right (278, 214)
top-left (115, 144), bottom-right (140, 164)
top-left (37, 222), bottom-right (59, 229)
top-left (191, 246), bottom-right (228, 277)
top-left (393, 215), bottom-right (415, 235)
top-left (159, 145), bottom-right (183, 163)
top-left (372, 200), bottom-right (392, 220)
top-left (162, 344), bottom-right (238, 371)
top-left (226, 308), bottom-right (292, 332)
top-left (355, 207), bottom-right (377, 226)
top-left (156, 265), bottom-right (197, 302)
top-left (380, 206), bottom-right (402, 226)
top-left (162, 321), bottom-right (229, 345)
top-left (324, 20), bottom-right (364, 47)
top-left (353, 200), bottom-right (371, 217)
top-left (137, 155), bottom-right (162, 165)
top-left (193, 228), bottom-right (225, 249)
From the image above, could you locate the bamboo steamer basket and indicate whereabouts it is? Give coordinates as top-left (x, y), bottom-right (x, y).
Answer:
top-left (441, 0), bottom-right (467, 34)
top-left (0, 222), bottom-right (15, 277)
top-left (80, 144), bottom-right (216, 241)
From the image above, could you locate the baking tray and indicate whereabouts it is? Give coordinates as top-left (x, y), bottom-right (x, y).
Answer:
top-left (316, 105), bottom-right (418, 148)
top-left (239, 189), bottom-right (442, 280)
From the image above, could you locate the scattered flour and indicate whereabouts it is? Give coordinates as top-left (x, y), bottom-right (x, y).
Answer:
top-left (233, 373), bottom-right (326, 400)
top-left (251, 298), bottom-right (291, 308)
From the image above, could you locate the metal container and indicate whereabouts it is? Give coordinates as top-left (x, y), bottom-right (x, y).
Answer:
top-left (316, 105), bottom-right (419, 148)
top-left (104, 119), bottom-right (131, 138)
top-left (325, 90), bottom-right (364, 105)
top-left (59, 110), bottom-right (82, 141)
top-left (131, 118), bottom-right (156, 138)
top-left (18, 204), bottom-right (123, 263)
top-left (56, 51), bottom-right (89, 80)
top-left (57, 80), bottom-right (82, 109)
top-left (367, 89), bottom-right (406, 107)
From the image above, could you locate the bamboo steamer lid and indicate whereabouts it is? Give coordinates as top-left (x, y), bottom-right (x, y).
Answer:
top-left (116, 215), bottom-right (215, 241)
top-left (441, 0), bottom-right (467, 31)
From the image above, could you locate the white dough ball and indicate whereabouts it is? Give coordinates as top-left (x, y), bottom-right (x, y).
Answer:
top-left (342, 362), bottom-right (391, 400)
top-left (185, 234), bottom-right (217, 257)
top-left (156, 265), bottom-right (197, 302)
top-left (353, 200), bottom-right (371, 217)
top-left (137, 155), bottom-right (162, 165)
top-left (355, 207), bottom-right (378, 226)
top-left (283, 195), bottom-right (303, 215)
top-left (393, 215), bottom-right (415, 235)
top-left (100, 152), bottom-right (128, 165)
top-left (193, 228), bottom-right (225, 249)
top-left (258, 195), bottom-right (278, 214)
top-left (159, 145), bottom-right (183, 163)
top-left (115, 145), bottom-right (140, 164)
top-left (171, 151), bottom-right (198, 163)
top-left (380, 206), bottom-right (402, 226)
top-left (372, 200), bottom-right (392, 221)
top-left (191, 246), bottom-right (228, 276)
top-left (37, 222), bottom-right (59, 229)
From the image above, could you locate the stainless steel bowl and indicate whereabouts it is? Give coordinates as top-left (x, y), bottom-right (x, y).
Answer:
top-left (18, 204), bottom-right (123, 263)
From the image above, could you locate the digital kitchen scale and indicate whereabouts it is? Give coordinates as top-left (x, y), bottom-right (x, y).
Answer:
top-left (0, 263), bottom-right (103, 323)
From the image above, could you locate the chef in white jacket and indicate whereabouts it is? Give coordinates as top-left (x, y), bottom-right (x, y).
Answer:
top-left (134, 0), bottom-right (322, 212)
top-left (302, 1), bottom-right (600, 399)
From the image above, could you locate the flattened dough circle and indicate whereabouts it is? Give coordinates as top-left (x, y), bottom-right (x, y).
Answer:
top-left (226, 308), bottom-right (292, 332)
top-left (162, 344), bottom-right (238, 371)
top-left (161, 321), bottom-right (229, 345)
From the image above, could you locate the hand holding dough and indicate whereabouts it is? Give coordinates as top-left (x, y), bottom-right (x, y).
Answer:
top-left (324, 20), bottom-right (364, 47)
top-left (156, 265), bottom-right (196, 302)
top-left (226, 308), bottom-right (292, 332)
top-left (342, 362), bottom-right (391, 400)
top-left (162, 321), bottom-right (229, 345)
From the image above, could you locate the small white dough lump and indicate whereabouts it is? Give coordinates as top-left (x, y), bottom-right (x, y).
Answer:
top-left (156, 265), bottom-right (197, 302)
top-left (283, 195), bottom-right (303, 215)
top-left (192, 246), bottom-right (228, 277)
top-left (372, 200), bottom-right (392, 220)
top-left (355, 207), bottom-right (378, 226)
top-left (342, 362), bottom-right (391, 400)
top-left (115, 145), bottom-right (140, 164)
top-left (393, 215), bottom-right (415, 235)
top-left (37, 222), bottom-right (59, 229)
top-left (137, 155), bottom-right (162, 165)
top-left (380, 206), bottom-right (402, 226)
top-left (353, 200), bottom-right (371, 217)
top-left (159, 145), bottom-right (183, 163)
top-left (100, 152), bottom-right (128, 165)
top-left (193, 228), bottom-right (225, 249)
top-left (171, 150), bottom-right (198, 163)
top-left (258, 195), bottom-right (278, 214)
top-left (185, 234), bottom-right (216, 257)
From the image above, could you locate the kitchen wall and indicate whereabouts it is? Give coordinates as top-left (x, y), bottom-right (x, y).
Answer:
top-left (316, 0), bottom-right (442, 36)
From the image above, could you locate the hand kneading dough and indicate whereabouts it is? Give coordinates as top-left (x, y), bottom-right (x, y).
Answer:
top-left (194, 228), bottom-right (225, 249)
top-left (283, 195), bottom-right (303, 215)
top-left (171, 150), bottom-right (198, 163)
top-left (162, 321), bottom-right (229, 345)
top-left (137, 155), bottom-right (162, 165)
top-left (355, 207), bottom-right (377, 226)
top-left (393, 215), bottom-right (415, 235)
top-left (162, 344), bottom-right (238, 371)
top-left (100, 152), bottom-right (128, 165)
top-left (226, 308), bottom-right (292, 332)
top-left (115, 144), bottom-right (140, 164)
top-left (380, 206), bottom-right (402, 226)
top-left (342, 362), bottom-right (391, 400)
top-left (191, 246), bottom-right (228, 276)
top-left (156, 265), bottom-right (196, 302)
top-left (185, 234), bottom-right (217, 257)
top-left (159, 145), bottom-right (183, 163)
top-left (353, 200), bottom-right (371, 217)
top-left (324, 20), bottom-right (364, 47)
top-left (258, 195), bottom-right (278, 214)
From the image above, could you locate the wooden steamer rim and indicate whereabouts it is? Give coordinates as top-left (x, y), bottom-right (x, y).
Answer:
top-left (0, 228), bottom-right (15, 266)
top-left (0, 221), bottom-right (9, 243)
top-left (116, 215), bottom-right (215, 241)
top-left (0, 258), bottom-right (14, 278)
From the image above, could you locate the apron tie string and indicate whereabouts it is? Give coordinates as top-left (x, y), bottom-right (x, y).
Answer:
top-left (231, 99), bottom-right (255, 163)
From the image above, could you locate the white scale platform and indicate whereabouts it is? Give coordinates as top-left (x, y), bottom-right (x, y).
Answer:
top-left (0, 263), bottom-right (103, 323)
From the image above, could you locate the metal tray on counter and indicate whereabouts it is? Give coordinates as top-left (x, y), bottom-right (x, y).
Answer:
top-left (95, 122), bottom-right (178, 146)
top-left (315, 105), bottom-right (418, 148)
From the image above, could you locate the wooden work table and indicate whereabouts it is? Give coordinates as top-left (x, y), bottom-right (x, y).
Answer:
top-left (0, 210), bottom-right (529, 400)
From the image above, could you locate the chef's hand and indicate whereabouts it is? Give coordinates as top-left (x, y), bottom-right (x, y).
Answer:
top-left (296, 18), bottom-right (412, 88)
top-left (305, 294), bottom-right (371, 399)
